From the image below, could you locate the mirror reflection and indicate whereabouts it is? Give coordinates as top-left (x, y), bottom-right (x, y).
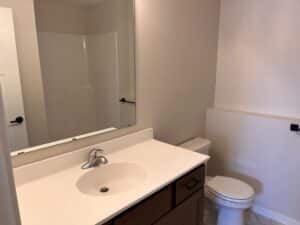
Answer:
top-left (0, 0), bottom-right (136, 152)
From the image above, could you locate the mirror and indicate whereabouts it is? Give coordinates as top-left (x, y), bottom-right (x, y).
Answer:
top-left (0, 0), bottom-right (136, 153)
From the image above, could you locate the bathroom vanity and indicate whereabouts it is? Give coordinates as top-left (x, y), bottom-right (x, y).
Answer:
top-left (13, 129), bottom-right (209, 225)
top-left (103, 165), bottom-right (205, 225)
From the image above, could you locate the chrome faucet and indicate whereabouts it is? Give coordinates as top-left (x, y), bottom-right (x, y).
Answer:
top-left (81, 148), bottom-right (108, 169)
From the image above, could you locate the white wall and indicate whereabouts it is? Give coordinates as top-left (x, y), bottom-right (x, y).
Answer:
top-left (206, 108), bottom-right (300, 224)
top-left (209, 0), bottom-right (300, 223)
top-left (215, 0), bottom-right (300, 119)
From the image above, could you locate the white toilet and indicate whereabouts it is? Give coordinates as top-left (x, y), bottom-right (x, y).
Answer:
top-left (180, 138), bottom-right (255, 225)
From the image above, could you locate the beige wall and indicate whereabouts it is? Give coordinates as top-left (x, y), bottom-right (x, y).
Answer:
top-left (11, 0), bottom-right (220, 166)
top-left (0, 0), bottom-right (49, 146)
top-left (136, 0), bottom-right (220, 144)
top-left (86, 0), bottom-right (118, 34)
top-left (34, 0), bottom-right (87, 34)
top-left (215, 0), bottom-right (300, 119)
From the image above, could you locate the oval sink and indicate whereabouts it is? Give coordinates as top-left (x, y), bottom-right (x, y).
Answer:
top-left (77, 163), bottom-right (147, 196)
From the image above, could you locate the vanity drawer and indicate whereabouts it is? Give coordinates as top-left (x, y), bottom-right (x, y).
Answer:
top-left (114, 185), bottom-right (172, 225)
top-left (175, 166), bottom-right (205, 205)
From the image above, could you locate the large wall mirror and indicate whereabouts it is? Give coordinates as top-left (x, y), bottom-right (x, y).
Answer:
top-left (0, 0), bottom-right (136, 154)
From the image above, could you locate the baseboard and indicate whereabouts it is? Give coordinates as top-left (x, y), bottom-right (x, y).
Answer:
top-left (252, 205), bottom-right (300, 225)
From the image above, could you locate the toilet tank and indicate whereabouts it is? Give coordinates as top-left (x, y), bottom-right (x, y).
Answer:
top-left (180, 137), bottom-right (211, 155)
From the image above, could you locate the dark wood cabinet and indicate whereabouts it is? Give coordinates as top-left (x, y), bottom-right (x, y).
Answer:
top-left (175, 166), bottom-right (205, 205)
top-left (114, 186), bottom-right (172, 225)
top-left (105, 165), bottom-right (205, 225)
top-left (154, 191), bottom-right (204, 225)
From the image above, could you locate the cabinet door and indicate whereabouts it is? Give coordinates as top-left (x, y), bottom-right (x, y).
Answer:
top-left (114, 186), bottom-right (172, 225)
top-left (154, 191), bottom-right (204, 225)
top-left (175, 166), bottom-right (205, 205)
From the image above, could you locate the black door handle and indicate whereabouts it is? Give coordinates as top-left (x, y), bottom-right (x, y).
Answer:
top-left (120, 98), bottom-right (136, 104)
top-left (10, 116), bottom-right (24, 125)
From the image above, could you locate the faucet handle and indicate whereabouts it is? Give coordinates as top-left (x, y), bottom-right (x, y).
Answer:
top-left (81, 148), bottom-right (107, 170)
top-left (90, 148), bottom-right (104, 157)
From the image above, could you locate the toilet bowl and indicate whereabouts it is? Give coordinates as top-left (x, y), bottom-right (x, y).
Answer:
top-left (180, 138), bottom-right (255, 225)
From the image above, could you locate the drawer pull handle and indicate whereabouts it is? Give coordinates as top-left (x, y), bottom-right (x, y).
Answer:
top-left (185, 178), bottom-right (201, 190)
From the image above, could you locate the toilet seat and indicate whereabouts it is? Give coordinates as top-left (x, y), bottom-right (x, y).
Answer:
top-left (205, 189), bottom-right (254, 209)
top-left (206, 176), bottom-right (255, 203)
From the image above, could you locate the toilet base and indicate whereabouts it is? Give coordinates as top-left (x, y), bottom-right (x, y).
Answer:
top-left (217, 206), bottom-right (244, 225)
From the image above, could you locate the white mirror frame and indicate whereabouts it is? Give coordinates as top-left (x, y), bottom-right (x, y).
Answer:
top-left (11, 127), bottom-right (117, 157)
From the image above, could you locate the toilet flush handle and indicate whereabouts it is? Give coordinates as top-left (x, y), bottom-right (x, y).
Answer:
top-left (290, 124), bottom-right (300, 132)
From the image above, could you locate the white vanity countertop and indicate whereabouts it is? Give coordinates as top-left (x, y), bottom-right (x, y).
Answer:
top-left (13, 130), bottom-right (209, 225)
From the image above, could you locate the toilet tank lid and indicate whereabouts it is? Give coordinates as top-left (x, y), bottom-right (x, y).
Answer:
top-left (180, 137), bottom-right (211, 151)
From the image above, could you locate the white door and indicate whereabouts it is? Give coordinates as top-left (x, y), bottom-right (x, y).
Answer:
top-left (0, 7), bottom-right (29, 151)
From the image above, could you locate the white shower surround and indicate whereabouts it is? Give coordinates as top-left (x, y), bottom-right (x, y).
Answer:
top-left (38, 31), bottom-right (121, 141)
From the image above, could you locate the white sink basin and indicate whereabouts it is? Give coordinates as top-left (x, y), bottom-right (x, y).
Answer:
top-left (76, 162), bottom-right (147, 196)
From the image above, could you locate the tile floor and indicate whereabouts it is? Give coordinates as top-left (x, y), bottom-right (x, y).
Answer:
top-left (204, 200), bottom-right (284, 225)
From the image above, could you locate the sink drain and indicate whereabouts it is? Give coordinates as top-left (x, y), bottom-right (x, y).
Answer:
top-left (100, 187), bottom-right (110, 193)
